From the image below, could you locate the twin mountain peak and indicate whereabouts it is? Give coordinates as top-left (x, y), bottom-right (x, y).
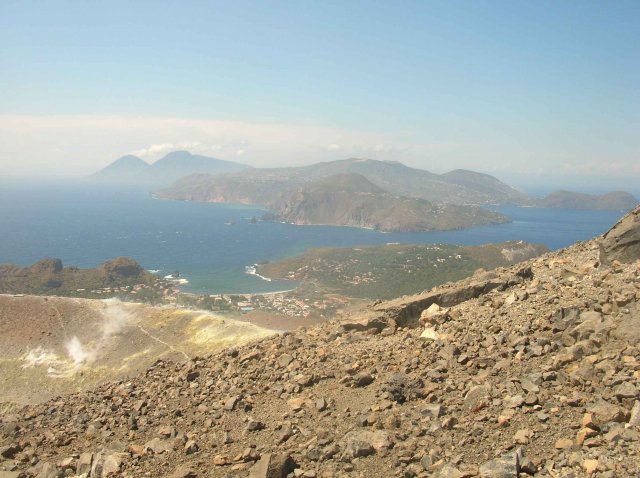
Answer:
top-left (92, 152), bottom-right (639, 231)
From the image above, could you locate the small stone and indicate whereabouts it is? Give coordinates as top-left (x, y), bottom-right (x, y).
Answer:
top-left (144, 437), bottom-right (176, 454)
top-left (315, 398), bottom-right (328, 411)
top-left (420, 327), bottom-right (440, 341)
top-left (0, 444), bottom-right (20, 459)
top-left (536, 412), bottom-right (549, 422)
top-left (441, 416), bottom-right (457, 429)
top-left (34, 462), bottom-right (59, 478)
top-left (57, 457), bottom-right (75, 472)
top-left (422, 404), bottom-right (442, 419)
top-left (479, 450), bottom-right (519, 478)
top-left (288, 398), bottom-right (306, 411)
top-left (0, 472), bottom-right (22, 478)
top-left (184, 440), bottom-right (199, 454)
top-left (223, 431), bottom-right (234, 444)
top-left (523, 392), bottom-right (538, 406)
top-left (172, 465), bottom-right (198, 478)
top-left (423, 303), bottom-right (441, 317)
top-left (583, 459), bottom-right (599, 474)
top-left (278, 354), bottom-right (294, 367)
top-left (158, 425), bottom-right (176, 438)
top-left (128, 444), bottom-right (146, 456)
top-left (588, 400), bottom-right (628, 424)
top-left (519, 457), bottom-right (537, 475)
top-left (628, 400), bottom-right (640, 427)
top-left (520, 378), bottom-right (540, 394)
top-left (342, 430), bottom-right (391, 459)
top-left (614, 382), bottom-right (638, 399)
top-left (248, 453), bottom-right (296, 478)
top-left (555, 438), bottom-right (574, 449)
top-left (103, 453), bottom-right (127, 476)
top-left (582, 413), bottom-right (596, 429)
top-left (438, 464), bottom-right (463, 478)
top-left (506, 395), bottom-right (524, 408)
top-left (576, 427), bottom-right (598, 445)
top-left (464, 385), bottom-right (491, 411)
top-left (246, 419), bottom-right (265, 432)
top-left (213, 454), bottom-right (230, 466)
top-left (514, 428), bottom-right (531, 444)
top-left (224, 396), bottom-right (239, 411)
top-left (76, 453), bottom-right (93, 476)
top-left (353, 372), bottom-right (374, 387)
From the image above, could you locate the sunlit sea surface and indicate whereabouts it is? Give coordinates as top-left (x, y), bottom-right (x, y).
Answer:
top-left (0, 181), bottom-right (624, 294)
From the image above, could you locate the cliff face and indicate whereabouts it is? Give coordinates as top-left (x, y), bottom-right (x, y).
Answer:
top-left (2, 208), bottom-right (639, 477)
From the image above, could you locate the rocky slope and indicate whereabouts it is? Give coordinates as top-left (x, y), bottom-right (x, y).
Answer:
top-left (1, 208), bottom-right (639, 478)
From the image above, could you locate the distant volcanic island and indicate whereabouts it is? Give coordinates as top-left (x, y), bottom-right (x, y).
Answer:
top-left (153, 158), bottom-right (521, 232)
top-left (93, 153), bottom-right (639, 232)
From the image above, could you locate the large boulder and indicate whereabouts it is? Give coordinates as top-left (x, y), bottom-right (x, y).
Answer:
top-left (599, 205), bottom-right (640, 264)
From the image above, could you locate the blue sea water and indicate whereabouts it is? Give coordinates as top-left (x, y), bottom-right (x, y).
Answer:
top-left (0, 180), bottom-right (624, 294)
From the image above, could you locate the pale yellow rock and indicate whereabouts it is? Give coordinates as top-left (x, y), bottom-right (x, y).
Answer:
top-left (425, 303), bottom-right (441, 316)
top-left (581, 413), bottom-right (595, 428)
top-left (554, 438), bottom-right (574, 449)
top-left (498, 409), bottom-right (514, 427)
top-left (576, 427), bottom-right (598, 445)
top-left (583, 459), bottom-right (598, 474)
top-left (287, 397), bottom-right (306, 411)
top-left (514, 428), bottom-right (531, 444)
top-left (419, 327), bottom-right (440, 341)
top-left (213, 454), bottom-right (229, 466)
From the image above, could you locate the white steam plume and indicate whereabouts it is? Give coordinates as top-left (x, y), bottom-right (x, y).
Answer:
top-left (64, 298), bottom-right (136, 368)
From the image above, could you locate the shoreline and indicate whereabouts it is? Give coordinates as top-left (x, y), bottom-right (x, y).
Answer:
top-left (245, 264), bottom-right (274, 282)
top-left (179, 287), bottom-right (299, 298)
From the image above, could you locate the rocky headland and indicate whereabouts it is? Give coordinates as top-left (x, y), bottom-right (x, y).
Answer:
top-left (0, 258), bottom-right (166, 301)
top-left (0, 206), bottom-right (639, 478)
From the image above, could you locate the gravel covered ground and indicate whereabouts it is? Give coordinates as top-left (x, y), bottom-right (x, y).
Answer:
top-left (1, 208), bottom-right (639, 478)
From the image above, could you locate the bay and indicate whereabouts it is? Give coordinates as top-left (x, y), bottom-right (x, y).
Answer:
top-left (0, 180), bottom-right (623, 294)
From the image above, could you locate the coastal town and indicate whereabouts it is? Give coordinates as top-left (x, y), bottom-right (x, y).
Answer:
top-left (180, 290), bottom-right (348, 319)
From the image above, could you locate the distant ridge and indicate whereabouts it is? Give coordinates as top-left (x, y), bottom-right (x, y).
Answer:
top-left (537, 190), bottom-right (639, 211)
top-left (157, 157), bottom-right (528, 206)
top-left (91, 155), bottom-right (150, 181)
top-left (145, 151), bottom-right (249, 184)
top-left (263, 173), bottom-right (510, 232)
top-left (89, 150), bottom-right (248, 187)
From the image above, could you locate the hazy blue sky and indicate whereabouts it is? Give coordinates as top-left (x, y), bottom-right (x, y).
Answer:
top-left (0, 1), bottom-right (638, 191)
